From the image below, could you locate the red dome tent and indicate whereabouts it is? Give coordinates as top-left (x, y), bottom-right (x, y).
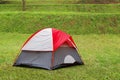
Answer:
top-left (13, 28), bottom-right (84, 70)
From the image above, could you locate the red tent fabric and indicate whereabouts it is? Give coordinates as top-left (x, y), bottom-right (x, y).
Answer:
top-left (22, 28), bottom-right (77, 51)
top-left (13, 28), bottom-right (84, 70)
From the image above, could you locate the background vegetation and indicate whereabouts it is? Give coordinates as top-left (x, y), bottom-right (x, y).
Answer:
top-left (1, 0), bottom-right (120, 4)
top-left (0, 3), bottom-right (120, 34)
top-left (0, 12), bottom-right (120, 34)
top-left (0, 33), bottom-right (120, 80)
top-left (0, 0), bottom-right (120, 80)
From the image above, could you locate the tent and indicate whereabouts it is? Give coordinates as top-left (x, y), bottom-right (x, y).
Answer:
top-left (13, 28), bottom-right (84, 70)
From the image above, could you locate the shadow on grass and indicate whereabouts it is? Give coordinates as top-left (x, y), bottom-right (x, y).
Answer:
top-left (13, 63), bottom-right (84, 71)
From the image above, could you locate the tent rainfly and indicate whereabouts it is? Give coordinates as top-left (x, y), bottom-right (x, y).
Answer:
top-left (13, 28), bottom-right (84, 70)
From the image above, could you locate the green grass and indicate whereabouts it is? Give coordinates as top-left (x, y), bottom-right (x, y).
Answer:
top-left (0, 32), bottom-right (120, 80)
top-left (0, 1), bottom-right (120, 79)
top-left (1, 0), bottom-right (120, 4)
top-left (0, 2), bottom-right (120, 34)
top-left (0, 4), bottom-right (120, 12)
top-left (0, 12), bottom-right (120, 34)
top-left (0, 1), bottom-right (120, 34)
top-left (0, 0), bottom-right (76, 4)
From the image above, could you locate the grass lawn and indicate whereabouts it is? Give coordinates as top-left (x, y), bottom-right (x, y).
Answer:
top-left (0, 32), bottom-right (119, 80)
top-left (0, 0), bottom-right (120, 79)
top-left (0, 12), bottom-right (120, 34)
top-left (0, 4), bottom-right (120, 13)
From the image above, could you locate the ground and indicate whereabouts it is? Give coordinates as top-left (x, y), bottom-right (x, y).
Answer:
top-left (0, 32), bottom-right (119, 80)
top-left (0, 0), bottom-right (120, 80)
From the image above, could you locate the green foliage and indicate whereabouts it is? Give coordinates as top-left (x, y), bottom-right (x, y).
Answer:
top-left (0, 4), bottom-right (120, 12)
top-left (0, 0), bottom-right (9, 4)
top-left (76, 0), bottom-right (120, 4)
top-left (0, 12), bottom-right (120, 34)
top-left (0, 1), bottom-right (120, 80)
top-left (27, 0), bottom-right (120, 4)
top-left (1, 0), bottom-right (120, 4)
top-left (0, 33), bottom-right (120, 80)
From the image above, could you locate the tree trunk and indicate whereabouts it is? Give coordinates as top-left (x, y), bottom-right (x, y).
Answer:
top-left (22, 0), bottom-right (26, 11)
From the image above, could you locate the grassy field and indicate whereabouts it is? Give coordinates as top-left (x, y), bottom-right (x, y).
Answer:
top-left (0, 12), bottom-right (120, 34)
top-left (0, 0), bottom-right (120, 80)
top-left (0, 4), bottom-right (120, 12)
top-left (0, 3), bottom-right (120, 34)
top-left (1, 0), bottom-right (120, 4)
top-left (0, 32), bottom-right (120, 80)
top-left (0, 1), bottom-right (120, 34)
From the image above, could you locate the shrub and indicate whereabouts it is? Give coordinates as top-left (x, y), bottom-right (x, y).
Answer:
top-left (76, 0), bottom-right (120, 4)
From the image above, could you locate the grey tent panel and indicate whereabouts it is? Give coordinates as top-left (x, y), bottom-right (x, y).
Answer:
top-left (14, 51), bottom-right (52, 70)
top-left (14, 47), bottom-right (84, 70)
top-left (53, 47), bottom-right (83, 68)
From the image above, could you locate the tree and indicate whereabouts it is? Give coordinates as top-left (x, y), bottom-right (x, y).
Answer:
top-left (22, 0), bottom-right (26, 11)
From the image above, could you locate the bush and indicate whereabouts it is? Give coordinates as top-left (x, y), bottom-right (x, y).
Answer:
top-left (0, 0), bottom-right (14, 4)
top-left (76, 0), bottom-right (120, 4)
